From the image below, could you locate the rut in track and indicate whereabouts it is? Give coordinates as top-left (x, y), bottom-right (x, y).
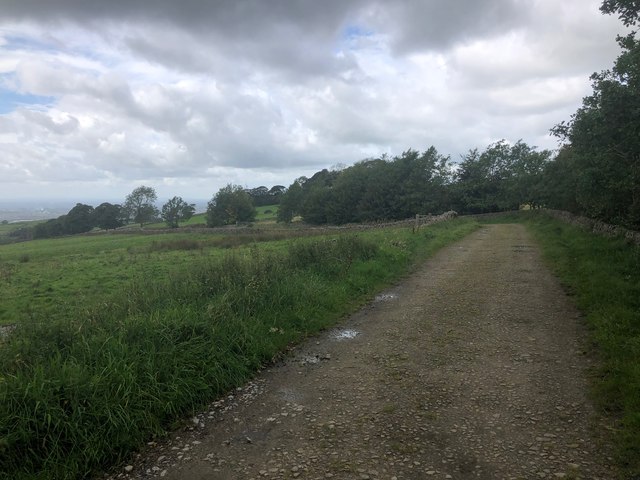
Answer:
top-left (113, 224), bottom-right (613, 480)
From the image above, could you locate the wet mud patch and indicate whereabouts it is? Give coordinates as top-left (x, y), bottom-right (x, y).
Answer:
top-left (299, 353), bottom-right (331, 365)
top-left (331, 328), bottom-right (359, 340)
top-left (375, 293), bottom-right (398, 302)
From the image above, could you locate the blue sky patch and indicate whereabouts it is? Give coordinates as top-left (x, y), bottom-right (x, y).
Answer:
top-left (0, 88), bottom-right (55, 114)
top-left (342, 24), bottom-right (374, 41)
top-left (2, 34), bottom-right (58, 53)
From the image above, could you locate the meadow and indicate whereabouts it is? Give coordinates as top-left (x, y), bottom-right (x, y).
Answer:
top-left (0, 205), bottom-right (282, 326)
top-left (0, 217), bottom-right (479, 479)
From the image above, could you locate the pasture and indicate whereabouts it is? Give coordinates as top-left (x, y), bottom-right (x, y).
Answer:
top-left (0, 218), bottom-right (478, 479)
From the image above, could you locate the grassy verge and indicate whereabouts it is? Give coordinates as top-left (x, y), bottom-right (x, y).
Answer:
top-left (488, 211), bottom-right (640, 478)
top-left (0, 218), bottom-right (478, 479)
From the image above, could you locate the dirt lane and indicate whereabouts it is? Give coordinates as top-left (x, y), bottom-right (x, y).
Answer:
top-left (116, 224), bottom-right (613, 480)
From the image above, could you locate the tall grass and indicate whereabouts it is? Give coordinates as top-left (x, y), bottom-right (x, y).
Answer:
top-left (512, 211), bottom-right (640, 479)
top-left (0, 220), bottom-right (478, 479)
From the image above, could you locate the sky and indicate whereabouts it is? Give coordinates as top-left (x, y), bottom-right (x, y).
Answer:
top-left (0, 0), bottom-right (628, 203)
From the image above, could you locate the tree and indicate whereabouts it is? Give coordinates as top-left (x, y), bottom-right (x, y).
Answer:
top-left (549, 0), bottom-right (640, 227)
top-left (296, 169), bottom-right (339, 225)
top-left (268, 185), bottom-right (286, 203)
top-left (601, 0), bottom-right (640, 26)
top-left (539, 146), bottom-right (581, 212)
top-left (161, 196), bottom-right (195, 228)
top-left (206, 184), bottom-right (256, 227)
top-left (279, 148), bottom-right (454, 225)
top-left (33, 216), bottom-right (67, 239)
top-left (277, 181), bottom-right (303, 223)
top-left (64, 203), bottom-right (95, 234)
top-left (453, 145), bottom-right (508, 214)
top-left (93, 203), bottom-right (124, 230)
top-left (246, 186), bottom-right (271, 207)
top-left (452, 140), bottom-right (549, 214)
top-left (124, 186), bottom-right (159, 227)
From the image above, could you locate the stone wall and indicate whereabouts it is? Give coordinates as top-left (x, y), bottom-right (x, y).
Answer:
top-left (543, 209), bottom-right (640, 245)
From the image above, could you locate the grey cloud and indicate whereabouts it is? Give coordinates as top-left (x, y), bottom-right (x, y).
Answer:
top-left (362, 0), bottom-right (530, 52)
top-left (1, 0), bottom-right (529, 78)
top-left (2, 0), bottom-right (366, 79)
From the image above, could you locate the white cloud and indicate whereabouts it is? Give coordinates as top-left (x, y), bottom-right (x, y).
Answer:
top-left (0, 0), bottom-right (630, 200)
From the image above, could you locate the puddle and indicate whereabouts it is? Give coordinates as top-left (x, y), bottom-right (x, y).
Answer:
top-left (300, 353), bottom-right (331, 365)
top-left (331, 329), bottom-right (360, 340)
top-left (375, 293), bottom-right (397, 302)
top-left (300, 355), bottom-right (320, 365)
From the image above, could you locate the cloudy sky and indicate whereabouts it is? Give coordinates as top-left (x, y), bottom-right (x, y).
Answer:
top-left (0, 0), bottom-right (627, 202)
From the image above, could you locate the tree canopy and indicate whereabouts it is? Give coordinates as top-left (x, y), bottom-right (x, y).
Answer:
top-left (64, 203), bottom-right (95, 234)
top-left (161, 196), bottom-right (195, 228)
top-left (276, 148), bottom-right (456, 225)
top-left (124, 186), bottom-right (159, 227)
top-left (93, 203), bottom-right (124, 230)
top-left (549, 0), bottom-right (640, 227)
top-left (206, 184), bottom-right (256, 227)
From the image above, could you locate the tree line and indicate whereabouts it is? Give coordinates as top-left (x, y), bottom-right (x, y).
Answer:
top-left (7, 184), bottom-right (287, 241)
top-left (277, 0), bottom-right (640, 229)
top-left (275, 141), bottom-right (552, 225)
top-left (9, 187), bottom-right (193, 240)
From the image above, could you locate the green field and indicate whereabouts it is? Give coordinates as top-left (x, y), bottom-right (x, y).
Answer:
top-left (0, 218), bottom-right (478, 479)
top-left (144, 204), bottom-right (278, 229)
top-left (0, 232), bottom-right (229, 326)
top-left (255, 204), bottom-right (278, 221)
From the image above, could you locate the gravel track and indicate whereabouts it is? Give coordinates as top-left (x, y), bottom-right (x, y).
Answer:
top-left (110, 224), bottom-right (613, 480)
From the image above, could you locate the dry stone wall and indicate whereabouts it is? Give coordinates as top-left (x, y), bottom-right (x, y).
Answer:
top-left (544, 209), bottom-right (640, 245)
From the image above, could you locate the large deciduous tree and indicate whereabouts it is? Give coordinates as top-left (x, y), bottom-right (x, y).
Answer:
top-left (124, 186), bottom-right (159, 228)
top-left (161, 196), bottom-right (195, 228)
top-left (206, 184), bottom-right (256, 227)
top-left (64, 203), bottom-right (95, 234)
top-left (93, 202), bottom-right (124, 230)
top-left (551, 0), bottom-right (640, 227)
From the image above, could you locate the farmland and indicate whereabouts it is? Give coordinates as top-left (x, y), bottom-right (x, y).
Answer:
top-left (0, 217), bottom-right (479, 479)
top-left (1, 211), bottom-right (639, 478)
